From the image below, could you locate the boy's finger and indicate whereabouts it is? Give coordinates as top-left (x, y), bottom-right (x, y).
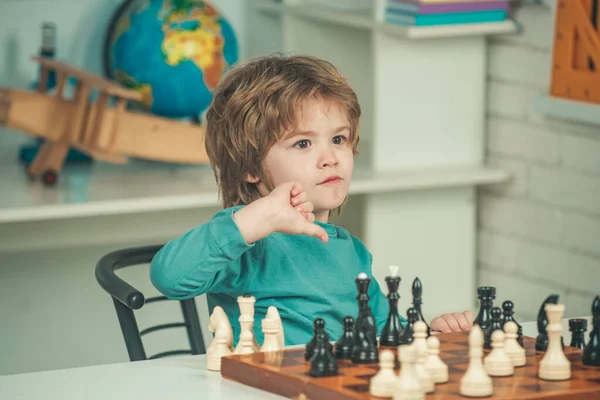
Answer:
top-left (303, 223), bottom-right (328, 243)
top-left (453, 312), bottom-right (471, 331)
top-left (442, 315), bottom-right (460, 332)
top-left (431, 318), bottom-right (451, 333)
top-left (295, 202), bottom-right (314, 213)
top-left (290, 181), bottom-right (303, 197)
top-left (464, 310), bottom-right (474, 325)
top-left (291, 191), bottom-right (307, 206)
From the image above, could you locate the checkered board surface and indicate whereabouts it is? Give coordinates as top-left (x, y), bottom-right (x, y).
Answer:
top-left (220, 333), bottom-right (600, 399)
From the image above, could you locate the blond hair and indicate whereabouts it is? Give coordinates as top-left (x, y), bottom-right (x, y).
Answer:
top-left (205, 53), bottom-right (361, 213)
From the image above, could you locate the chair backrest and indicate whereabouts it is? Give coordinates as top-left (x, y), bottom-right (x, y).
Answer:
top-left (95, 245), bottom-right (206, 361)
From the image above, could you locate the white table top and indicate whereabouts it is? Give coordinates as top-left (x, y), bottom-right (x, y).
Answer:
top-left (1, 318), bottom-right (591, 400)
top-left (0, 159), bottom-right (508, 223)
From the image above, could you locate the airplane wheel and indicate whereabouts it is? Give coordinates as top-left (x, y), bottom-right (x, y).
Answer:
top-left (42, 170), bottom-right (58, 186)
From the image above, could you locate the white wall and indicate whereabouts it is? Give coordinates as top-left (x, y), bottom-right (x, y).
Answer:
top-left (478, 1), bottom-right (600, 322)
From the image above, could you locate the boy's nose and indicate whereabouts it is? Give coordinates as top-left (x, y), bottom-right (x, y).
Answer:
top-left (318, 148), bottom-right (339, 168)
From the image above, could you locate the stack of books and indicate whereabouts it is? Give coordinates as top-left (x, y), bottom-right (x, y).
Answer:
top-left (385, 0), bottom-right (510, 27)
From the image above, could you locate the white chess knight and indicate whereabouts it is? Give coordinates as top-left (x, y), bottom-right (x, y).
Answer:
top-left (370, 350), bottom-right (397, 398)
top-left (424, 335), bottom-right (448, 383)
top-left (206, 306), bottom-right (233, 371)
top-left (235, 295), bottom-right (260, 353)
top-left (484, 330), bottom-right (514, 377)
top-left (538, 303), bottom-right (571, 381)
top-left (460, 324), bottom-right (493, 397)
top-left (266, 306), bottom-right (285, 348)
top-left (503, 321), bottom-right (526, 367)
top-left (394, 344), bottom-right (424, 400)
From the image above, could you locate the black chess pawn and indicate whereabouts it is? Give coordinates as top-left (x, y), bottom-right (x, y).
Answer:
top-left (309, 329), bottom-right (338, 377)
top-left (335, 316), bottom-right (355, 359)
top-left (412, 277), bottom-right (430, 337)
top-left (535, 294), bottom-right (560, 352)
top-left (583, 295), bottom-right (600, 366)
top-left (305, 318), bottom-right (332, 361)
top-left (484, 307), bottom-right (503, 350)
top-left (351, 273), bottom-right (378, 364)
top-left (474, 286), bottom-right (495, 330)
top-left (569, 318), bottom-right (587, 350)
top-left (398, 307), bottom-right (419, 345)
top-left (379, 274), bottom-right (402, 347)
top-left (501, 300), bottom-right (523, 345)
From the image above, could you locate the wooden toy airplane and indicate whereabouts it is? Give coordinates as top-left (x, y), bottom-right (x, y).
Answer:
top-left (0, 56), bottom-right (209, 186)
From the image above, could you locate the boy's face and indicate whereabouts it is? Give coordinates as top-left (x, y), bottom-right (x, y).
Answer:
top-left (253, 97), bottom-right (354, 223)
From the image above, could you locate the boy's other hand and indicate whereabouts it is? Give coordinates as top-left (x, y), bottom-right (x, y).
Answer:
top-left (430, 311), bottom-right (474, 333)
top-left (266, 181), bottom-right (329, 243)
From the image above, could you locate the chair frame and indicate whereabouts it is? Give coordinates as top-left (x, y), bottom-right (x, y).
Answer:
top-left (95, 245), bottom-right (206, 361)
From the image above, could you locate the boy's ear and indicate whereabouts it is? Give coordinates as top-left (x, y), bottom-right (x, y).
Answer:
top-left (245, 173), bottom-right (260, 183)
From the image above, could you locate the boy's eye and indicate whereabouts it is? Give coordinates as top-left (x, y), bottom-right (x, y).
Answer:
top-left (332, 135), bottom-right (346, 145)
top-left (294, 139), bottom-right (310, 149)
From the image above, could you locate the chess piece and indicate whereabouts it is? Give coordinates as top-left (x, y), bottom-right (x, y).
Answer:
top-left (237, 330), bottom-right (256, 354)
top-left (398, 307), bottom-right (419, 345)
top-left (484, 330), bottom-right (514, 377)
top-left (260, 316), bottom-right (282, 352)
top-left (484, 307), bottom-right (503, 350)
top-left (206, 306), bottom-right (233, 371)
top-left (503, 321), bottom-right (526, 367)
top-left (306, 318), bottom-right (332, 361)
top-left (535, 294), bottom-right (560, 352)
top-left (370, 350), bottom-right (398, 398)
top-left (412, 277), bottom-right (430, 337)
top-left (235, 294), bottom-right (260, 353)
top-left (351, 272), bottom-right (379, 364)
top-left (380, 266), bottom-right (403, 347)
top-left (568, 318), bottom-right (587, 350)
top-left (412, 321), bottom-right (434, 394)
top-left (538, 303), bottom-right (571, 380)
top-left (266, 306), bottom-right (285, 348)
top-left (309, 329), bottom-right (338, 377)
top-left (460, 325), bottom-right (493, 397)
top-left (393, 344), bottom-right (424, 400)
top-left (335, 316), bottom-right (355, 359)
top-left (474, 286), bottom-right (495, 331)
top-left (424, 335), bottom-right (448, 383)
top-left (501, 300), bottom-right (523, 345)
top-left (583, 295), bottom-right (600, 366)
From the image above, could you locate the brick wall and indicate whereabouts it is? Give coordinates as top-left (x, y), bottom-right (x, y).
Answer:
top-left (478, 1), bottom-right (600, 322)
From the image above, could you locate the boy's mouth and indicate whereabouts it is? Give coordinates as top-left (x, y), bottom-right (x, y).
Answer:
top-left (319, 175), bottom-right (342, 185)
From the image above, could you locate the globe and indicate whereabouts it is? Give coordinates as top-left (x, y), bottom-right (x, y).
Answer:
top-left (104, 0), bottom-right (239, 119)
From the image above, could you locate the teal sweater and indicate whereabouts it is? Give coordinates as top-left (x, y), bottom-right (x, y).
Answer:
top-left (150, 206), bottom-right (405, 346)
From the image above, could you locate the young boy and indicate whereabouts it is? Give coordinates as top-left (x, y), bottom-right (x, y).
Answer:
top-left (150, 54), bottom-right (473, 347)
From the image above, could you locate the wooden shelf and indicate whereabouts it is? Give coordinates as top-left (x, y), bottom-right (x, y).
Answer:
top-left (255, 0), bottom-right (518, 39)
top-left (0, 161), bottom-right (509, 223)
top-left (533, 94), bottom-right (600, 127)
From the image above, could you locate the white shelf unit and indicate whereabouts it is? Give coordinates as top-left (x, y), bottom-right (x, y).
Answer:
top-left (249, 0), bottom-right (516, 315)
top-left (533, 94), bottom-right (600, 127)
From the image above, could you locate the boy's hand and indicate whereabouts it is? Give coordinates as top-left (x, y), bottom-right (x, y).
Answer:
top-left (234, 181), bottom-right (329, 244)
top-left (430, 311), bottom-right (474, 333)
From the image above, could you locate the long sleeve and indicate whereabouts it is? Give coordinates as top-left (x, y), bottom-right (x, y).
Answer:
top-left (149, 206), bottom-right (257, 299)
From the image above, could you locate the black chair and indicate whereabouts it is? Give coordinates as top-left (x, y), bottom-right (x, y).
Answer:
top-left (95, 245), bottom-right (206, 361)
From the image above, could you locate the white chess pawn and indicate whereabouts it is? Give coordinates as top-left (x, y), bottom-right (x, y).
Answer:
top-left (260, 317), bottom-right (282, 352)
top-left (503, 321), bottom-right (526, 367)
top-left (460, 325), bottom-right (493, 397)
top-left (393, 344), bottom-right (424, 400)
top-left (539, 303), bottom-right (571, 381)
top-left (370, 350), bottom-right (398, 398)
top-left (413, 340), bottom-right (434, 393)
top-left (484, 330), bottom-right (514, 377)
top-left (237, 330), bottom-right (255, 355)
top-left (424, 335), bottom-right (448, 383)
top-left (266, 306), bottom-right (285, 348)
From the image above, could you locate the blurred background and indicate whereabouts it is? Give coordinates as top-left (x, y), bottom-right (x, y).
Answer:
top-left (0, 0), bottom-right (598, 377)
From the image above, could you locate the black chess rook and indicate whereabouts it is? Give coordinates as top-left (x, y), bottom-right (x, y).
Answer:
top-left (474, 286), bottom-right (495, 330)
top-left (569, 318), bottom-right (588, 350)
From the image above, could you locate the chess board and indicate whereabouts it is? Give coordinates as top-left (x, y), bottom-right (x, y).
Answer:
top-left (220, 333), bottom-right (600, 400)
